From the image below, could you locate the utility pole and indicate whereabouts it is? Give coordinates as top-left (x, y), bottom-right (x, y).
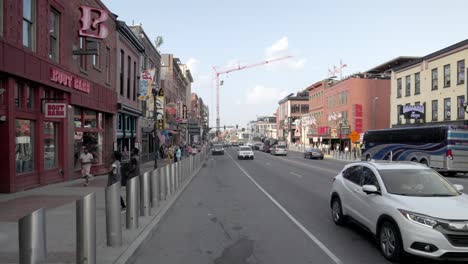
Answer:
top-left (152, 87), bottom-right (158, 169)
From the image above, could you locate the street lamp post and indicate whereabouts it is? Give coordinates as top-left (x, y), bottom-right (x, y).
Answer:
top-left (338, 121), bottom-right (343, 157)
top-left (152, 88), bottom-right (158, 169)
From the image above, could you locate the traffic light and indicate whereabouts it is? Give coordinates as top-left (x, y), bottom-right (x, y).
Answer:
top-left (236, 124), bottom-right (238, 129)
top-left (224, 125), bottom-right (226, 130)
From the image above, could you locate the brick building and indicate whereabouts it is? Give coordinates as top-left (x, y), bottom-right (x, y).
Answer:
top-left (276, 92), bottom-right (309, 144)
top-left (0, 0), bottom-right (118, 192)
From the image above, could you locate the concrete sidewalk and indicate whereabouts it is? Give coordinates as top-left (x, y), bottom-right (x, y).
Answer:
top-left (0, 155), bottom-right (200, 264)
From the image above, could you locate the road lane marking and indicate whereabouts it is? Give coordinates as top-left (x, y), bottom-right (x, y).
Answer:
top-left (290, 172), bottom-right (303, 178)
top-left (258, 151), bottom-right (340, 174)
top-left (226, 152), bottom-right (344, 264)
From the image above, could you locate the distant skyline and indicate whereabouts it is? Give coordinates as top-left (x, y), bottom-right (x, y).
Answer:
top-left (103, 0), bottom-right (468, 128)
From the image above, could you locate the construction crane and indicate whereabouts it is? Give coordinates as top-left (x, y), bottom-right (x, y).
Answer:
top-left (212, 55), bottom-right (293, 134)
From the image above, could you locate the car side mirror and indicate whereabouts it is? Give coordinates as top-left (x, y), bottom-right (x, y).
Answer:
top-left (362, 185), bottom-right (380, 195)
top-left (453, 184), bottom-right (464, 193)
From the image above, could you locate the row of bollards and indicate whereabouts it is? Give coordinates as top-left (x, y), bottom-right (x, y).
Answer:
top-left (18, 148), bottom-right (208, 264)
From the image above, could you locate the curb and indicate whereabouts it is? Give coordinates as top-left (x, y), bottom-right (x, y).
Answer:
top-left (114, 158), bottom-right (206, 264)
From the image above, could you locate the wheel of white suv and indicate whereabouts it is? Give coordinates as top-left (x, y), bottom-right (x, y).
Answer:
top-left (331, 198), bottom-right (345, 226)
top-left (378, 221), bottom-right (403, 262)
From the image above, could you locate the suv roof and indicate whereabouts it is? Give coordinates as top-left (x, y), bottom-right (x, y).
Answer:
top-left (347, 161), bottom-right (430, 171)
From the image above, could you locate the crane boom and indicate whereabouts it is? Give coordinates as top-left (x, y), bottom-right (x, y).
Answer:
top-left (212, 56), bottom-right (293, 133)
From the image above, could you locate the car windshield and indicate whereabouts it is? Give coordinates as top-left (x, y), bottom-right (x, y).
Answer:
top-left (307, 148), bottom-right (321, 152)
top-left (240, 147), bottom-right (252, 151)
top-left (379, 169), bottom-right (459, 197)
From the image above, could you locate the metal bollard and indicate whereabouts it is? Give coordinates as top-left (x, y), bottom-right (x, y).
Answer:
top-left (126, 176), bottom-right (139, 229)
top-left (170, 163), bottom-right (176, 194)
top-left (159, 165), bottom-right (169, 201)
top-left (176, 162), bottom-right (180, 189)
top-left (151, 169), bottom-right (160, 208)
top-left (166, 164), bottom-right (172, 197)
top-left (140, 172), bottom-right (151, 217)
top-left (19, 208), bottom-right (47, 264)
top-left (76, 193), bottom-right (96, 264)
top-left (105, 182), bottom-right (122, 247)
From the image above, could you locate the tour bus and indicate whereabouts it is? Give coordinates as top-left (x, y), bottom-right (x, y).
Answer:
top-left (361, 125), bottom-right (468, 176)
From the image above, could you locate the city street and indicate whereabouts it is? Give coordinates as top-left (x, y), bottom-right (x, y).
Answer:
top-left (133, 149), bottom-right (468, 264)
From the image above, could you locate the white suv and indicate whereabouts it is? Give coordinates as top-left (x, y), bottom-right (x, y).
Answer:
top-left (330, 161), bottom-right (468, 262)
top-left (238, 146), bottom-right (254, 160)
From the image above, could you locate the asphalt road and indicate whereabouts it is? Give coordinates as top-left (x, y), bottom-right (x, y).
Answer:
top-left (133, 148), bottom-right (468, 264)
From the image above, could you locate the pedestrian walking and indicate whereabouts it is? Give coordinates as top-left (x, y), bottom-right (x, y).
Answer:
top-left (173, 146), bottom-right (178, 163)
top-left (108, 151), bottom-right (126, 210)
top-left (167, 145), bottom-right (174, 162)
top-left (128, 148), bottom-right (140, 179)
top-left (353, 146), bottom-right (357, 160)
top-left (80, 147), bottom-right (94, 186)
top-left (176, 146), bottom-right (182, 162)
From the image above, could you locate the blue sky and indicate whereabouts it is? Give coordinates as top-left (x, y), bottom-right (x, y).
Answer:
top-left (103, 0), bottom-right (468, 128)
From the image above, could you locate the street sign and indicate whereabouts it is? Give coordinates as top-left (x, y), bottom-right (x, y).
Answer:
top-left (348, 130), bottom-right (360, 142)
top-left (45, 103), bottom-right (67, 118)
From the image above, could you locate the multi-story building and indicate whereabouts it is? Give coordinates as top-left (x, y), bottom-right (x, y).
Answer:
top-left (322, 57), bottom-right (415, 151)
top-left (391, 39), bottom-right (468, 127)
top-left (130, 25), bottom-right (162, 163)
top-left (276, 92), bottom-right (309, 144)
top-left (161, 54), bottom-right (192, 145)
top-left (304, 80), bottom-right (330, 145)
top-left (115, 21), bottom-right (144, 160)
top-left (0, 0), bottom-right (118, 192)
top-left (250, 116), bottom-right (277, 140)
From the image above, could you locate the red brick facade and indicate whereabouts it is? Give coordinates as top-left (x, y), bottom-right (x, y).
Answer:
top-left (0, 0), bottom-right (118, 192)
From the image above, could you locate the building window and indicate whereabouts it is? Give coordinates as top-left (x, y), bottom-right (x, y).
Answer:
top-left (444, 98), bottom-right (451, 121)
top-left (133, 61), bottom-right (137, 101)
top-left (79, 37), bottom-right (87, 70)
top-left (92, 42), bottom-right (100, 67)
top-left (414, 72), bottom-right (420, 95)
top-left (405, 75), bottom-right (411, 96)
top-left (16, 119), bottom-right (34, 174)
top-left (431, 68), bottom-right (438, 90)
top-left (415, 102), bottom-right (421, 123)
top-left (397, 105), bottom-right (402, 124)
top-left (457, 96), bottom-right (465, 120)
top-left (15, 82), bottom-right (23, 108)
top-left (23, 0), bottom-right (35, 49)
top-left (74, 107), bottom-right (82, 127)
top-left (127, 56), bottom-right (131, 99)
top-left (444, 64), bottom-right (451, 88)
top-left (457, 60), bottom-right (465, 85)
top-left (44, 122), bottom-right (57, 169)
top-left (49, 8), bottom-right (59, 62)
top-left (84, 110), bottom-right (97, 128)
top-left (396, 78), bottom-right (402, 98)
top-left (26, 85), bottom-right (34, 109)
top-left (0, 0), bottom-right (3, 36)
top-left (431, 100), bottom-right (438, 121)
top-left (119, 50), bottom-right (124, 95)
top-left (405, 103), bottom-right (410, 124)
top-left (105, 47), bottom-right (110, 83)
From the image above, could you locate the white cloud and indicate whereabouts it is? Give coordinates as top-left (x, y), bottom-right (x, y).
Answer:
top-left (265, 36), bottom-right (289, 58)
top-left (264, 36), bottom-right (306, 70)
top-left (246, 85), bottom-right (289, 105)
top-left (185, 58), bottom-right (212, 91)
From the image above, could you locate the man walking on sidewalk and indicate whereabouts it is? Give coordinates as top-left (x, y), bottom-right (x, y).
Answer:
top-left (108, 151), bottom-right (126, 210)
top-left (80, 147), bottom-right (94, 186)
top-left (176, 146), bottom-right (182, 162)
top-left (128, 148), bottom-right (140, 179)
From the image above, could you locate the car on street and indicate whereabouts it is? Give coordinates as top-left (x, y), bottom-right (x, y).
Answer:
top-left (330, 161), bottom-right (468, 262)
top-left (270, 145), bottom-right (288, 156)
top-left (304, 148), bottom-right (324, 159)
top-left (253, 142), bottom-right (263, 150)
top-left (239, 142), bottom-right (245, 146)
top-left (211, 144), bottom-right (225, 155)
top-left (237, 146), bottom-right (254, 160)
top-left (223, 142), bottom-right (231, 147)
top-left (232, 142), bottom-right (239, 147)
